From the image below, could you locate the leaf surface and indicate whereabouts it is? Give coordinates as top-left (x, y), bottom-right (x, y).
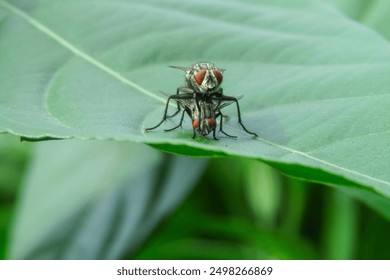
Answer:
top-left (1, 0), bottom-right (390, 197)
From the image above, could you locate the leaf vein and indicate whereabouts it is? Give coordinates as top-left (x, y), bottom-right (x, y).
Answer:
top-left (0, 0), bottom-right (166, 104)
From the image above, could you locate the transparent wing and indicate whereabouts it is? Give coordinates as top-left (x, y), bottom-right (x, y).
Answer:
top-left (159, 91), bottom-right (194, 109)
top-left (213, 95), bottom-right (243, 110)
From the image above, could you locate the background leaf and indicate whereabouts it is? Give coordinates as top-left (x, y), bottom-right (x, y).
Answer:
top-left (9, 140), bottom-right (207, 259)
top-left (321, 189), bottom-right (358, 259)
top-left (0, 135), bottom-right (31, 259)
top-left (326, 0), bottom-right (390, 40)
top-left (324, 0), bottom-right (374, 21)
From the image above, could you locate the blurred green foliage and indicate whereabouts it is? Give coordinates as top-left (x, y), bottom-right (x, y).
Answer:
top-left (0, 135), bottom-right (389, 260)
top-left (0, 135), bottom-right (31, 258)
top-left (134, 158), bottom-right (390, 260)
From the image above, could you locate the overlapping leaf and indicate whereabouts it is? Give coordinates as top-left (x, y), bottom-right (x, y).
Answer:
top-left (9, 140), bottom-right (207, 259)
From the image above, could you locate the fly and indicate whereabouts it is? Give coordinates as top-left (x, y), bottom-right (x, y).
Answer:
top-left (145, 62), bottom-right (258, 139)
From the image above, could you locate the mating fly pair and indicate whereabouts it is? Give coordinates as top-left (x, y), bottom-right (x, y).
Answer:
top-left (145, 62), bottom-right (258, 140)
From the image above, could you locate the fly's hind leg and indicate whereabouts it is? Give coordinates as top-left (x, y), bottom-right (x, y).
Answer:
top-left (145, 94), bottom-right (193, 132)
top-left (166, 87), bottom-right (194, 118)
top-left (212, 96), bottom-right (258, 138)
top-left (212, 125), bottom-right (219, 140)
top-left (164, 110), bottom-right (186, 132)
top-left (216, 110), bottom-right (237, 138)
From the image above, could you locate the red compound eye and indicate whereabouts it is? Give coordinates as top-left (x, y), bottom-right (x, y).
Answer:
top-left (213, 70), bottom-right (223, 84)
top-left (207, 118), bottom-right (216, 128)
top-left (194, 70), bottom-right (206, 85)
top-left (192, 118), bottom-right (199, 129)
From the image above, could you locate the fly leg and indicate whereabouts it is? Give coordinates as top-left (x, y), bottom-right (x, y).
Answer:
top-left (166, 87), bottom-right (194, 118)
top-left (216, 111), bottom-right (237, 138)
top-left (212, 96), bottom-right (258, 137)
top-left (145, 94), bottom-right (193, 132)
top-left (164, 109), bottom-right (186, 132)
top-left (212, 125), bottom-right (219, 140)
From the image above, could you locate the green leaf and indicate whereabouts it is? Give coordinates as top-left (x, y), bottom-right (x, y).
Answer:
top-left (321, 189), bottom-right (358, 259)
top-left (337, 185), bottom-right (390, 221)
top-left (1, 0), bottom-right (390, 200)
top-left (0, 134), bottom-right (31, 259)
top-left (9, 140), bottom-right (207, 259)
top-left (136, 215), bottom-right (317, 260)
top-left (325, 0), bottom-right (390, 41)
top-left (242, 160), bottom-right (282, 228)
top-left (324, 0), bottom-right (374, 21)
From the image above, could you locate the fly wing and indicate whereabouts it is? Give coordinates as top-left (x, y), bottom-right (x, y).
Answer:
top-left (215, 100), bottom-right (234, 110)
top-left (169, 65), bottom-right (192, 72)
top-left (177, 98), bottom-right (194, 109)
top-left (159, 91), bottom-right (193, 109)
top-left (214, 95), bottom-right (243, 110)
